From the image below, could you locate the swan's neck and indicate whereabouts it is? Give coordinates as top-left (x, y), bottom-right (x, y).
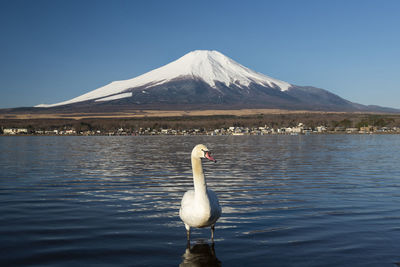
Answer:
top-left (191, 156), bottom-right (207, 196)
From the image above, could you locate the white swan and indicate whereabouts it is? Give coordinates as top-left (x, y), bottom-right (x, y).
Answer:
top-left (179, 144), bottom-right (221, 241)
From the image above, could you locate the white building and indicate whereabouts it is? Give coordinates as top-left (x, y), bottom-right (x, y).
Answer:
top-left (316, 126), bottom-right (327, 133)
top-left (292, 123), bottom-right (304, 134)
top-left (3, 128), bottom-right (28, 134)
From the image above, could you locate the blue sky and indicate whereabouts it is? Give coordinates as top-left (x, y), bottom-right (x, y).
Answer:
top-left (1, 0), bottom-right (399, 109)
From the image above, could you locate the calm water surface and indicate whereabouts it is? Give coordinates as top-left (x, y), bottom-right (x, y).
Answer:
top-left (1, 135), bottom-right (400, 266)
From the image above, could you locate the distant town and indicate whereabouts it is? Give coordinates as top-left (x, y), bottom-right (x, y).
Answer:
top-left (2, 122), bottom-right (400, 136)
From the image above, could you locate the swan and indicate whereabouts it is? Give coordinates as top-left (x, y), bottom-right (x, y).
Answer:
top-left (179, 144), bottom-right (221, 241)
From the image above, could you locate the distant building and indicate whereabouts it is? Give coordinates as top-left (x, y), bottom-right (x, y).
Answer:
top-left (346, 128), bottom-right (358, 133)
top-left (65, 129), bottom-right (76, 134)
top-left (359, 126), bottom-right (376, 133)
top-left (334, 127), bottom-right (345, 132)
top-left (3, 128), bottom-right (28, 134)
top-left (292, 123), bottom-right (304, 134)
top-left (285, 127), bottom-right (293, 133)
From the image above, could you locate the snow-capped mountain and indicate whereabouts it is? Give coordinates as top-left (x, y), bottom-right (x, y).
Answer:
top-left (36, 50), bottom-right (291, 108)
top-left (34, 50), bottom-right (396, 112)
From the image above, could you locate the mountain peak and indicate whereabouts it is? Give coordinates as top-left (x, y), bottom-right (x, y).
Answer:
top-left (185, 49), bottom-right (223, 56)
top-left (167, 50), bottom-right (291, 90)
top-left (181, 50), bottom-right (228, 63)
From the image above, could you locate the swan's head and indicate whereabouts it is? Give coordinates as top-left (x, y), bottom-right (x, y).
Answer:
top-left (192, 144), bottom-right (216, 163)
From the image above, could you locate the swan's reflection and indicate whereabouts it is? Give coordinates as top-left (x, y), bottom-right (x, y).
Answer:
top-left (180, 240), bottom-right (221, 267)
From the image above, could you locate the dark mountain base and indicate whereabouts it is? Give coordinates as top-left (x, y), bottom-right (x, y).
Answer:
top-left (1, 79), bottom-right (399, 114)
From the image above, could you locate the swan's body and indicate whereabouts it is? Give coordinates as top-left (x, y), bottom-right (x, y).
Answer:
top-left (179, 144), bottom-right (221, 240)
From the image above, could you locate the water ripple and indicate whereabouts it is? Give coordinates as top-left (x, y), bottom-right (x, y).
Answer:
top-left (1, 135), bottom-right (400, 266)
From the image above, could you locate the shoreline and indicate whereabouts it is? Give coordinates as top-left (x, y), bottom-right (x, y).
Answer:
top-left (2, 111), bottom-right (400, 136)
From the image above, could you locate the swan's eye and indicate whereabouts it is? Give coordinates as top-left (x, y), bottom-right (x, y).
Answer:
top-left (201, 149), bottom-right (209, 157)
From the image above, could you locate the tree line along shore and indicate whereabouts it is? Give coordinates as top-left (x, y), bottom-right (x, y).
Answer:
top-left (1, 113), bottom-right (400, 135)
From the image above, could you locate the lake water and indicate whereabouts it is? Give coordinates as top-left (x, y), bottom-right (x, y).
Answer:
top-left (1, 135), bottom-right (400, 266)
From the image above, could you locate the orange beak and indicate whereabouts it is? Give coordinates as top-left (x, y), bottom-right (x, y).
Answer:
top-left (205, 151), bottom-right (217, 163)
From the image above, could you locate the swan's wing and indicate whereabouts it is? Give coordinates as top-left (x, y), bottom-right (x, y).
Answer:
top-left (207, 189), bottom-right (222, 220)
top-left (179, 190), bottom-right (195, 220)
top-left (181, 190), bottom-right (195, 206)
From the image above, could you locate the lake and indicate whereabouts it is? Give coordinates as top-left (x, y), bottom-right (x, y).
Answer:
top-left (0, 135), bottom-right (400, 266)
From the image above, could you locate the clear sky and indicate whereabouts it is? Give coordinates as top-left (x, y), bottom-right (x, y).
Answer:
top-left (1, 0), bottom-right (399, 109)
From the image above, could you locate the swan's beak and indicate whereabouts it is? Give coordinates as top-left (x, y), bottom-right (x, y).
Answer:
top-left (205, 151), bottom-right (217, 163)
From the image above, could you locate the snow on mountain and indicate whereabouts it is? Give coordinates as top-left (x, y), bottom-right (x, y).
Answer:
top-left (94, 92), bottom-right (133, 102)
top-left (36, 50), bottom-right (291, 108)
